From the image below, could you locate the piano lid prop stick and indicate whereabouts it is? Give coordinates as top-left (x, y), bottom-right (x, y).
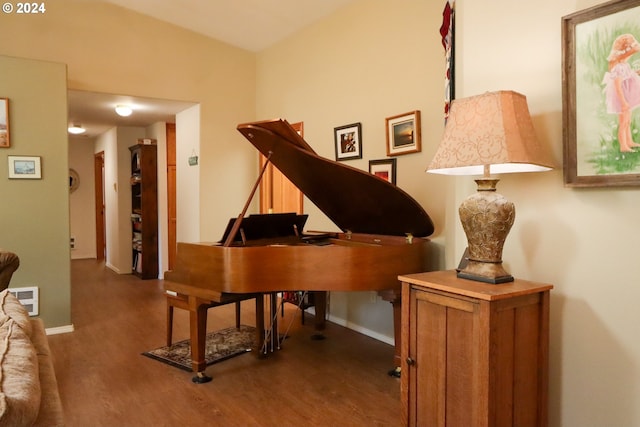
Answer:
top-left (223, 151), bottom-right (273, 247)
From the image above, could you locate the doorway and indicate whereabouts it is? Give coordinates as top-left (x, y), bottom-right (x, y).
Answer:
top-left (68, 89), bottom-right (196, 273)
top-left (166, 123), bottom-right (177, 270)
top-left (259, 121), bottom-right (304, 214)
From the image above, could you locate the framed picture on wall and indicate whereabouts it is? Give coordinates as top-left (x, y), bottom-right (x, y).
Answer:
top-left (369, 158), bottom-right (397, 184)
top-left (385, 111), bottom-right (421, 156)
top-left (562, 0), bottom-right (640, 187)
top-left (0, 98), bottom-right (9, 148)
top-left (8, 156), bottom-right (42, 179)
top-left (334, 122), bottom-right (362, 161)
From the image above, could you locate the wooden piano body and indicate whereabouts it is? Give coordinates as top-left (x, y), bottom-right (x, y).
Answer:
top-left (164, 119), bottom-right (434, 382)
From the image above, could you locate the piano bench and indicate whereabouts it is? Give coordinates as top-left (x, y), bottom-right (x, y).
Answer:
top-left (165, 293), bottom-right (245, 347)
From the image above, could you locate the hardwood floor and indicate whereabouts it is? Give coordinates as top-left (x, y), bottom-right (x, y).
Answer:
top-left (47, 259), bottom-right (401, 426)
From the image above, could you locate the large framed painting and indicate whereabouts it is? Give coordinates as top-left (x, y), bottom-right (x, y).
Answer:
top-left (563, 0), bottom-right (640, 187)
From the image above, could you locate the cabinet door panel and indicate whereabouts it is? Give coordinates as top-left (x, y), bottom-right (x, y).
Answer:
top-left (417, 295), bottom-right (446, 427)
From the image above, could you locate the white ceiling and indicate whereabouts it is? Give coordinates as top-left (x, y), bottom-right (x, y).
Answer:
top-left (99, 0), bottom-right (356, 52)
top-left (70, 0), bottom-right (357, 139)
top-left (68, 90), bottom-right (196, 139)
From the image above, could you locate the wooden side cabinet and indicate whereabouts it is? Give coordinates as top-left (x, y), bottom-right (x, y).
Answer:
top-left (399, 270), bottom-right (552, 427)
top-left (130, 142), bottom-right (158, 279)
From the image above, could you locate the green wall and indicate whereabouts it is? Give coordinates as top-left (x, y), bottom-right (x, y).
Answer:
top-left (0, 55), bottom-right (70, 328)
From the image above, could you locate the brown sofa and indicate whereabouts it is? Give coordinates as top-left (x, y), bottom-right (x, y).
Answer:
top-left (0, 250), bottom-right (19, 290)
top-left (0, 250), bottom-right (63, 426)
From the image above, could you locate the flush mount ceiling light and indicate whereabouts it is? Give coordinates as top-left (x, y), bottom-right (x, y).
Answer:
top-left (68, 124), bottom-right (86, 134)
top-left (115, 104), bottom-right (133, 117)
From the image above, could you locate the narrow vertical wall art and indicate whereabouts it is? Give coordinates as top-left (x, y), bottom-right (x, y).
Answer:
top-left (0, 98), bottom-right (9, 148)
top-left (440, 0), bottom-right (455, 122)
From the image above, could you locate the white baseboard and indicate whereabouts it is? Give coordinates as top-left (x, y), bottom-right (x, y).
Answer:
top-left (45, 324), bottom-right (75, 335)
top-left (105, 263), bottom-right (122, 274)
top-left (326, 313), bottom-right (394, 346)
top-left (299, 304), bottom-right (394, 346)
top-left (71, 254), bottom-right (96, 260)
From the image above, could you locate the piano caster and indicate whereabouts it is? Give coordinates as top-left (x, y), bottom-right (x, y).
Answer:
top-left (192, 371), bottom-right (212, 384)
top-left (387, 367), bottom-right (401, 378)
top-left (310, 333), bottom-right (325, 341)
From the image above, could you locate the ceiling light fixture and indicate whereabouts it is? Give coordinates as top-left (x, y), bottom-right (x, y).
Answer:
top-left (68, 124), bottom-right (86, 135)
top-left (115, 105), bottom-right (133, 117)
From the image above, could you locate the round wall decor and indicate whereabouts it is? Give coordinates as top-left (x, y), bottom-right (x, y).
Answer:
top-left (69, 168), bottom-right (80, 193)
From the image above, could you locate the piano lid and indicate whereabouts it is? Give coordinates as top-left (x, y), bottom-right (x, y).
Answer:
top-left (237, 119), bottom-right (434, 238)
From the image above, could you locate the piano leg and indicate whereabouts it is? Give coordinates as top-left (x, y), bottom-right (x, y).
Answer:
top-left (184, 293), bottom-right (267, 383)
top-left (189, 296), bottom-right (212, 383)
top-left (255, 294), bottom-right (266, 355)
top-left (379, 289), bottom-right (402, 377)
top-left (270, 292), bottom-right (278, 351)
top-left (310, 291), bottom-right (327, 340)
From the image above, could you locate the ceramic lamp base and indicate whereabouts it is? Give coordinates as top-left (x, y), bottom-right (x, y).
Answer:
top-left (457, 260), bottom-right (514, 284)
top-left (458, 178), bottom-right (515, 284)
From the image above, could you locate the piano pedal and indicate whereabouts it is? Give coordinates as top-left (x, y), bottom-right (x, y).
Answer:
top-left (387, 367), bottom-right (401, 378)
top-left (192, 372), bottom-right (212, 384)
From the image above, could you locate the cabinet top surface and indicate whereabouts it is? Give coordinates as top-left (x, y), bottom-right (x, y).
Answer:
top-left (398, 270), bottom-right (553, 300)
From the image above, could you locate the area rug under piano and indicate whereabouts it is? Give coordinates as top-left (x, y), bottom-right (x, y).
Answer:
top-left (142, 325), bottom-right (255, 371)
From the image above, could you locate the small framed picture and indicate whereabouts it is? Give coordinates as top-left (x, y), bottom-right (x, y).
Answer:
top-left (334, 122), bottom-right (362, 161)
top-left (8, 156), bottom-right (42, 179)
top-left (385, 110), bottom-right (421, 156)
top-left (369, 158), bottom-right (397, 184)
top-left (0, 98), bottom-right (9, 148)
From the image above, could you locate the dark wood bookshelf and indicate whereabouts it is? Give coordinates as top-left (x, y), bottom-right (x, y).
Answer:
top-left (130, 142), bottom-right (158, 279)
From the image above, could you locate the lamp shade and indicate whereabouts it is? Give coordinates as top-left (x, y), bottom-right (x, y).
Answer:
top-left (427, 90), bottom-right (553, 175)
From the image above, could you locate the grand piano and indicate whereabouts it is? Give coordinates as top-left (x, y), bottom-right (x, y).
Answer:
top-left (164, 119), bottom-right (434, 383)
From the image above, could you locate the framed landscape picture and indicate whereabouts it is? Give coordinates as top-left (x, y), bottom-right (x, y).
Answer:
top-left (386, 111), bottom-right (421, 156)
top-left (8, 156), bottom-right (42, 179)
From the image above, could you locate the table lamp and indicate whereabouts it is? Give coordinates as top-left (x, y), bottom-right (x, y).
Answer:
top-left (427, 90), bottom-right (553, 284)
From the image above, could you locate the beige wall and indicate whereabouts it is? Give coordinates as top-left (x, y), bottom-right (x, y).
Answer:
top-left (2, 0), bottom-right (639, 424)
top-left (256, 0), bottom-right (448, 342)
top-left (0, 55), bottom-right (70, 328)
top-left (460, 0), bottom-right (640, 425)
top-left (0, 0), bottom-right (257, 241)
top-left (0, 0), bottom-right (256, 326)
top-left (69, 137), bottom-right (98, 259)
top-left (176, 105), bottom-right (201, 244)
top-left (258, 0), bottom-right (640, 425)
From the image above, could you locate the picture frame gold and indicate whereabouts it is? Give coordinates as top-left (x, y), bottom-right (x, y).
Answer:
top-left (562, 0), bottom-right (640, 187)
top-left (385, 111), bottom-right (421, 156)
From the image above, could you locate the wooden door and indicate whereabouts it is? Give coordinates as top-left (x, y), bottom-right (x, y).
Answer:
top-left (259, 122), bottom-right (303, 214)
top-left (166, 123), bottom-right (177, 270)
top-left (94, 151), bottom-right (105, 260)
